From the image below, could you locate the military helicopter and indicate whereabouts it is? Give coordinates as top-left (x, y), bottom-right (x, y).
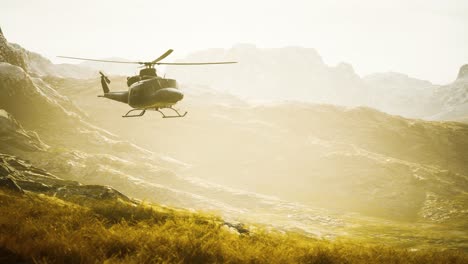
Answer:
top-left (58, 49), bottom-right (236, 118)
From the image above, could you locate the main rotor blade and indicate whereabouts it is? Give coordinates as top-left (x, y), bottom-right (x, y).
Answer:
top-left (156, 61), bottom-right (238, 65)
top-left (151, 49), bottom-right (174, 63)
top-left (57, 56), bottom-right (143, 64)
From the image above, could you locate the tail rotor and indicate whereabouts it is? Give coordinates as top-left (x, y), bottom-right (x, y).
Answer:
top-left (99, 71), bottom-right (110, 94)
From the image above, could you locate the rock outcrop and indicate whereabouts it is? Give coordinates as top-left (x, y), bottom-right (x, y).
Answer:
top-left (0, 30), bottom-right (27, 71)
top-left (165, 45), bottom-right (442, 119)
top-left (0, 153), bottom-right (132, 203)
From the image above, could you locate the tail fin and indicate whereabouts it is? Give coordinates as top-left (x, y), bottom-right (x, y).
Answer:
top-left (99, 71), bottom-right (110, 94)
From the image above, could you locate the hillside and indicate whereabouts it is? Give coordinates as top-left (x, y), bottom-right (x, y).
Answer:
top-left (1, 154), bottom-right (466, 263)
top-left (1, 30), bottom-right (467, 260)
top-left (52, 75), bottom-right (468, 223)
top-left (3, 188), bottom-right (466, 264)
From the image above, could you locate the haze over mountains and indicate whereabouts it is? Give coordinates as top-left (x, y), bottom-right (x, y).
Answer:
top-left (1, 30), bottom-right (468, 251)
top-left (16, 40), bottom-right (468, 122)
top-left (166, 44), bottom-right (468, 122)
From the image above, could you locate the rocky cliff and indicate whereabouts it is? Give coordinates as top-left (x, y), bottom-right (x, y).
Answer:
top-left (0, 30), bottom-right (27, 70)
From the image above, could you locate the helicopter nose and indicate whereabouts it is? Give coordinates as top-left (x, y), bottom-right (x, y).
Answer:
top-left (154, 88), bottom-right (184, 103)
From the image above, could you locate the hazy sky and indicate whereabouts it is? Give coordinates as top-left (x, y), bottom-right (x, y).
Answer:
top-left (2, 0), bottom-right (467, 84)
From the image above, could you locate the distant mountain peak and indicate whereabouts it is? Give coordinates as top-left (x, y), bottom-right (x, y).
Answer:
top-left (456, 64), bottom-right (468, 80)
top-left (333, 62), bottom-right (356, 75)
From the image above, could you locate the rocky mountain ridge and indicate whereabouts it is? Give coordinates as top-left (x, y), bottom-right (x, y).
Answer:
top-left (167, 44), bottom-right (468, 121)
top-left (0, 153), bottom-right (132, 203)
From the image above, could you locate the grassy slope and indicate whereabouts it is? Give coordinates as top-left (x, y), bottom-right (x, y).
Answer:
top-left (0, 188), bottom-right (466, 264)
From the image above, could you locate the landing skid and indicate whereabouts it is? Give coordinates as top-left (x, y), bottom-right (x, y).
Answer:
top-left (122, 109), bottom-right (146, 117)
top-left (156, 107), bottom-right (188, 118)
top-left (122, 107), bottom-right (187, 118)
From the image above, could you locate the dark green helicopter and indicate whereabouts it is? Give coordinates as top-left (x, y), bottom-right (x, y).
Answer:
top-left (58, 49), bottom-right (236, 118)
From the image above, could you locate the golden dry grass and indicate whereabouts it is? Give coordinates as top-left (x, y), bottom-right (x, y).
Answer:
top-left (0, 188), bottom-right (466, 264)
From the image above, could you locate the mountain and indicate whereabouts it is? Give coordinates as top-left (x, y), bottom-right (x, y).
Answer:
top-left (1, 31), bottom-right (467, 252)
top-left (0, 34), bottom-right (347, 239)
top-left (35, 75), bottom-right (468, 250)
top-left (0, 29), bottom-right (97, 79)
top-left (10, 43), bottom-right (96, 79)
top-left (2, 163), bottom-right (465, 263)
top-left (166, 44), bottom-right (368, 106)
top-left (57, 76), bottom-right (468, 224)
top-left (166, 44), bottom-right (468, 121)
top-left (429, 64), bottom-right (468, 122)
top-left (363, 72), bottom-right (439, 117)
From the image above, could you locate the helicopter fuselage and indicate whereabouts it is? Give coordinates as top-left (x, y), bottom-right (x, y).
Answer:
top-left (101, 76), bottom-right (183, 109)
top-left (128, 77), bottom-right (182, 108)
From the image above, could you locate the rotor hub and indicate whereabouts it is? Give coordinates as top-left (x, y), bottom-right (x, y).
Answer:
top-left (139, 67), bottom-right (157, 77)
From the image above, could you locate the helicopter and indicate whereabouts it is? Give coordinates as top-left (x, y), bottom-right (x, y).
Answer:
top-left (58, 49), bottom-right (237, 118)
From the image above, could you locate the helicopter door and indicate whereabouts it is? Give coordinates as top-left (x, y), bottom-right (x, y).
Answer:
top-left (128, 86), bottom-right (142, 108)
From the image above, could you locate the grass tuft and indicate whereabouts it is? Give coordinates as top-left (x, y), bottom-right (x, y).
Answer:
top-left (0, 188), bottom-right (466, 263)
